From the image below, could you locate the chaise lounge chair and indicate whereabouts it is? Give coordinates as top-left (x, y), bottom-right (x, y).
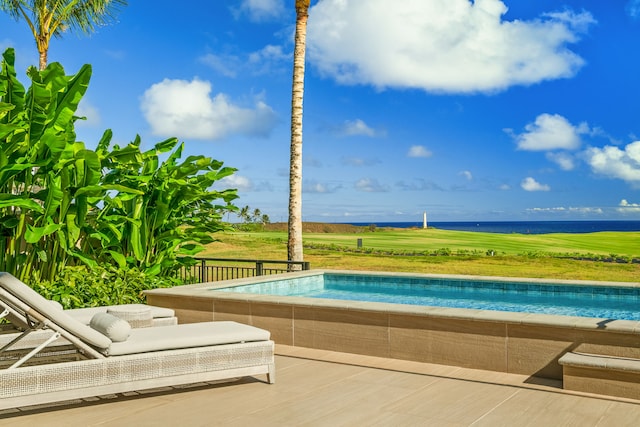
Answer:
top-left (0, 272), bottom-right (274, 410)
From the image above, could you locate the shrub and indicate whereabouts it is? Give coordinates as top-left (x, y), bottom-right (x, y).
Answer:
top-left (29, 264), bottom-right (179, 309)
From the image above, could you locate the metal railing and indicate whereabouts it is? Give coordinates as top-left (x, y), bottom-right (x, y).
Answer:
top-left (177, 257), bottom-right (310, 284)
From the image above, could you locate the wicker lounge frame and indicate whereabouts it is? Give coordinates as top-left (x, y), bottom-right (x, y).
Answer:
top-left (0, 273), bottom-right (274, 410)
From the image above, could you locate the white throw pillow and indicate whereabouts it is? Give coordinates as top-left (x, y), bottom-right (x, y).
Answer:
top-left (89, 312), bottom-right (131, 342)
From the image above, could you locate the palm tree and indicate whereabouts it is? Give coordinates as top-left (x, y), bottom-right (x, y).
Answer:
top-left (288, 0), bottom-right (310, 267)
top-left (239, 205), bottom-right (250, 223)
top-left (0, 0), bottom-right (127, 70)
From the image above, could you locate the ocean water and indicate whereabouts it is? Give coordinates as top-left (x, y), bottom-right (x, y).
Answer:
top-left (346, 220), bottom-right (640, 234)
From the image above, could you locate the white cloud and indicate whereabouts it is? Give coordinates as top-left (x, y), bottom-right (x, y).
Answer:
top-left (140, 78), bottom-right (278, 140)
top-left (355, 178), bottom-right (389, 192)
top-left (219, 175), bottom-right (253, 191)
top-left (573, 207), bottom-right (603, 214)
top-left (199, 53), bottom-right (240, 78)
top-left (528, 207), bottom-right (565, 212)
top-left (408, 145), bottom-right (433, 158)
top-left (200, 46), bottom-right (289, 77)
top-left (499, 184), bottom-right (511, 190)
top-left (333, 119), bottom-right (380, 137)
top-left (527, 206), bottom-right (603, 214)
top-left (234, 0), bottom-right (285, 22)
top-left (342, 157), bottom-right (380, 167)
top-left (513, 113), bottom-right (588, 151)
top-left (583, 141), bottom-right (640, 185)
top-left (306, 182), bottom-right (328, 193)
top-left (308, 0), bottom-right (594, 93)
top-left (249, 44), bottom-right (289, 64)
top-left (521, 177), bottom-right (550, 191)
top-left (304, 180), bottom-right (341, 194)
top-left (627, 0), bottom-right (640, 19)
top-left (459, 170), bottom-right (473, 180)
top-left (248, 45), bottom-right (290, 74)
top-left (75, 100), bottom-right (101, 127)
top-left (620, 199), bottom-right (640, 207)
top-left (396, 179), bottom-right (444, 191)
top-left (545, 152), bottom-right (575, 170)
top-left (618, 199), bottom-right (640, 213)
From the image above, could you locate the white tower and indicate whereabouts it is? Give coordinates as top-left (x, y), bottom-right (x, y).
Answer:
top-left (423, 211), bottom-right (428, 229)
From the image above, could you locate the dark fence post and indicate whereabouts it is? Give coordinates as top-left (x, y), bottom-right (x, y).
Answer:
top-left (256, 262), bottom-right (264, 276)
top-left (201, 259), bottom-right (207, 283)
top-left (302, 262), bottom-right (310, 271)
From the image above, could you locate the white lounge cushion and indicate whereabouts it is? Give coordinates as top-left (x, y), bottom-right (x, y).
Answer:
top-left (107, 321), bottom-right (271, 356)
top-left (0, 273), bottom-right (112, 349)
top-left (90, 313), bottom-right (131, 342)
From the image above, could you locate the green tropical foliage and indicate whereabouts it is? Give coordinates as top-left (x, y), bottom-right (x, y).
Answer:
top-left (0, 48), bottom-right (238, 283)
top-left (94, 134), bottom-right (238, 276)
top-left (0, 48), bottom-right (96, 281)
top-left (31, 264), bottom-right (178, 309)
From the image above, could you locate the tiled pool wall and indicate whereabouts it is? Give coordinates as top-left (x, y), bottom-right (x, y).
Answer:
top-left (145, 270), bottom-right (640, 382)
top-left (217, 274), bottom-right (324, 296)
top-left (324, 273), bottom-right (640, 297)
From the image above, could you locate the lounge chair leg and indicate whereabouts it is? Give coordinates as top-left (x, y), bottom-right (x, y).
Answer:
top-left (0, 327), bottom-right (40, 353)
top-left (267, 362), bottom-right (276, 384)
top-left (8, 331), bottom-right (61, 369)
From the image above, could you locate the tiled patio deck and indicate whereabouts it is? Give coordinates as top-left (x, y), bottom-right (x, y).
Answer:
top-left (2, 345), bottom-right (640, 426)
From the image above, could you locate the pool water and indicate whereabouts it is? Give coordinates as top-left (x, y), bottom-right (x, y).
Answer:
top-left (214, 273), bottom-right (640, 321)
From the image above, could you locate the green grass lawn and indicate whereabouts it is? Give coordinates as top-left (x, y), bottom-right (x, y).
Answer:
top-left (233, 228), bottom-right (639, 257)
top-left (203, 228), bottom-right (640, 282)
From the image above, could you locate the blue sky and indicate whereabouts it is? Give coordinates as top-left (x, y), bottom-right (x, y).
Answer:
top-left (2, 0), bottom-right (640, 223)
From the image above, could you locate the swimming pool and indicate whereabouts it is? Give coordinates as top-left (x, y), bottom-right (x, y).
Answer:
top-left (214, 273), bottom-right (640, 321)
top-left (145, 270), bottom-right (640, 382)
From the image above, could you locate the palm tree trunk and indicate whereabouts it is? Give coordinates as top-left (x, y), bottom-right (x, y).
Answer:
top-left (37, 33), bottom-right (48, 70)
top-left (288, 1), bottom-right (310, 266)
top-left (38, 48), bottom-right (47, 70)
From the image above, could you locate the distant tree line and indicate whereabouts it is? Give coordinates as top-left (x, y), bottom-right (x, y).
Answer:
top-left (235, 206), bottom-right (270, 231)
